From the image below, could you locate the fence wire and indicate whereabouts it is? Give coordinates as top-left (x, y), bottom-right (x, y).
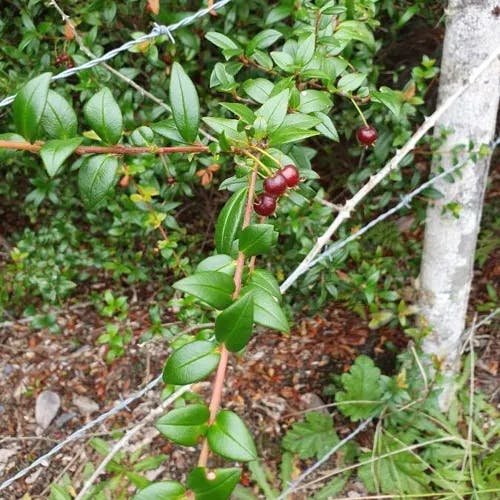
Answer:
top-left (0, 0), bottom-right (233, 108)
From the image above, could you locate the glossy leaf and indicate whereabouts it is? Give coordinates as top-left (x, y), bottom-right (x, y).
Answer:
top-left (214, 187), bottom-right (248, 255)
top-left (169, 62), bottom-right (199, 143)
top-left (187, 467), bottom-right (241, 500)
top-left (163, 340), bottom-right (220, 385)
top-left (296, 33), bottom-right (315, 65)
top-left (156, 404), bottom-right (209, 446)
top-left (78, 155), bottom-right (119, 208)
top-left (246, 269), bottom-right (281, 302)
top-left (371, 87), bottom-right (402, 117)
top-left (215, 293), bottom-right (254, 352)
top-left (268, 127), bottom-right (318, 146)
top-left (242, 78), bottom-right (273, 104)
top-left (133, 481), bottom-right (186, 500)
top-left (241, 289), bottom-right (289, 333)
top-left (256, 89), bottom-right (289, 132)
top-left (173, 271), bottom-right (235, 309)
top-left (337, 73), bottom-right (366, 93)
top-left (41, 90), bottom-right (78, 139)
top-left (239, 224), bottom-right (276, 256)
top-left (83, 88), bottom-right (123, 144)
top-left (196, 255), bottom-right (235, 275)
top-left (220, 103), bottom-right (255, 124)
top-left (13, 72), bottom-right (51, 142)
top-left (207, 410), bottom-right (257, 462)
top-left (314, 112), bottom-right (339, 141)
top-left (298, 90), bottom-right (332, 113)
top-left (247, 29), bottom-right (282, 54)
top-left (40, 137), bottom-right (82, 177)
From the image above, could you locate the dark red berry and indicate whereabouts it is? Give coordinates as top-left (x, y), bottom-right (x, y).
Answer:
top-left (356, 125), bottom-right (377, 146)
top-left (264, 173), bottom-right (287, 196)
top-left (279, 164), bottom-right (300, 187)
top-left (254, 193), bottom-right (277, 216)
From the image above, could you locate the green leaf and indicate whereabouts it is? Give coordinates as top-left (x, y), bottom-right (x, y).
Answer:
top-left (246, 269), bottom-right (281, 302)
top-left (215, 293), bottom-right (254, 352)
top-left (187, 467), bottom-right (241, 500)
top-left (49, 484), bottom-right (71, 500)
top-left (156, 404), bottom-right (209, 446)
top-left (282, 412), bottom-right (339, 460)
top-left (337, 73), bottom-right (367, 93)
top-left (371, 87), bottom-right (403, 117)
top-left (242, 78), bottom-right (273, 104)
top-left (335, 21), bottom-right (375, 50)
top-left (247, 29), bottom-right (282, 54)
top-left (239, 224), bottom-right (276, 256)
top-left (151, 119), bottom-right (187, 144)
top-left (13, 72), bottom-right (51, 142)
top-left (133, 481), bottom-right (186, 500)
top-left (40, 138), bottom-right (82, 177)
top-left (169, 62), bottom-right (200, 143)
top-left (282, 113), bottom-right (321, 130)
top-left (358, 437), bottom-right (430, 494)
top-left (298, 90), bottom-right (332, 113)
top-left (196, 255), bottom-right (235, 275)
top-left (256, 89), bottom-right (289, 132)
top-left (335, 355), bottom-right (386, 420)
top-left (241, 289), bottom-right (289, 332)
top-left (83, 88), bottom-right (123, 145)
top-left (220, 103), bottom-right (256, 124)
top-left (205, 32), bottom-right (239, 50)
top-left (215, 187), bottom-right (248, 255)
top-left (313, 474), bottom-right (350, 500)
top-left (202, 117), bottom-right (246, 142)
top-left (78, 154), bottom-right (119, 208)
top-left (368, 311), bottom-right (394, 329)
top-left (270, 51), bottom-right (294, 72)
top-left (41, 90), bottom-right (78, 139)
top-left (296, 33), bottom-right (315, 65)
top-left (163, 340), bottom-right (220, 385)
top-left (268, 126), bottom-right (319, 146)
top-left (173, 271), bottom-right (235, 310)
top-left (314, 112), bottom-right (339, 141)
top-left (207, 410), bottom-right (257, 462)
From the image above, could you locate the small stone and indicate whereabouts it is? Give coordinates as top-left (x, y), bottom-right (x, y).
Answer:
top-left (73, 395), bottom-right (99, 414)
top-left (55, 411), bottom-right (77, 428)
top-left (35, 391), bottom-right (61, 429)
top-left (300, 393), bottom-right (328, 413)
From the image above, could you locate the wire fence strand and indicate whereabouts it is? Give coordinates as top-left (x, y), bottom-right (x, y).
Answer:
top-left (0, 0), bottom-right (233, 108)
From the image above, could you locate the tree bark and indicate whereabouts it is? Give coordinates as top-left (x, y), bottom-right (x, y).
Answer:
top-left (419, 0), bottom-right (500, 408)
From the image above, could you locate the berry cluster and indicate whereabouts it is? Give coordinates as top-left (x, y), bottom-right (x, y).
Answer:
top-left (254, 164), bottom-right (300, 216)
top-left (55, 53), bottom-right (74, 68)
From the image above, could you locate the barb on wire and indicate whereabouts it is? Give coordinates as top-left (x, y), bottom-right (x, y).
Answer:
top-left (0, 375), bottom-right (164, 492)
top-left (0, 0), bottom-right (233, 108)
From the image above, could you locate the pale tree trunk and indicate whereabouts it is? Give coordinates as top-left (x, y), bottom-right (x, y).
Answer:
top-left (419, 0), bottom-right (500, 409)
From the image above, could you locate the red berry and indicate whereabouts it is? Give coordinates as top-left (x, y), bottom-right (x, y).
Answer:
top-left (279, 164), bottom-right (300, 187)
top-left (254, 193), bottom-right (277, 216)
top-left (264, 173), bottom-right (287, 196)
top-left (356, 125), bottom-right (377, 146)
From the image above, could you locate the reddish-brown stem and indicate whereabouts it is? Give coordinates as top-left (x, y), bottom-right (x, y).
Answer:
top-left (197, 167), bottom-right (258, 468)
top-left (0, 140), bottom-right (209, 156)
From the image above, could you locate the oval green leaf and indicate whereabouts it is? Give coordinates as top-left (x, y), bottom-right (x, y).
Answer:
top-left (83, 87), bottom-right (123, 144)
top-left (169, 62), bottom-right (200, 143)
top-left (246, 269), bottom-right (281, 302)
top-left (156, 404), bottom-right (209, 446)
top-left (215, 293), bottom-right (254, 352)
top-left (40, 137), bottom-right (82, 177)
top-left (78, 154), bottom-right (119, 208)
top-left (163, 340), bottom-right (220, 385)
top-left (196, 255), bottom-right (235, 276)
top-left (256, 89), bottom-right (289, 133)
top-left (173, 271), bottom-right (235, 310)
top-left (187, 467), bottom-right (240, 500)
top-left (41, 90), bottom-right (78, 139)
top-left (241, 289), bottom-right (289, 333)
top-left (215, 187), bottom-right (248, 255)
top-left (12, 72), bottom-right (52, 142)
top-left (133, 481), bottom-right (186, 500)
top-left (239, 224), bottom-right (277, 256)
top-left (207, 410), bottom-right (257, 462)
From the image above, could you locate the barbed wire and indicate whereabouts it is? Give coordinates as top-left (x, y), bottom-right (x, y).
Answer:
top-left (0, 374), bottom-right (164, 491)
top-left (0, 0), bottom-right (233, 108)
